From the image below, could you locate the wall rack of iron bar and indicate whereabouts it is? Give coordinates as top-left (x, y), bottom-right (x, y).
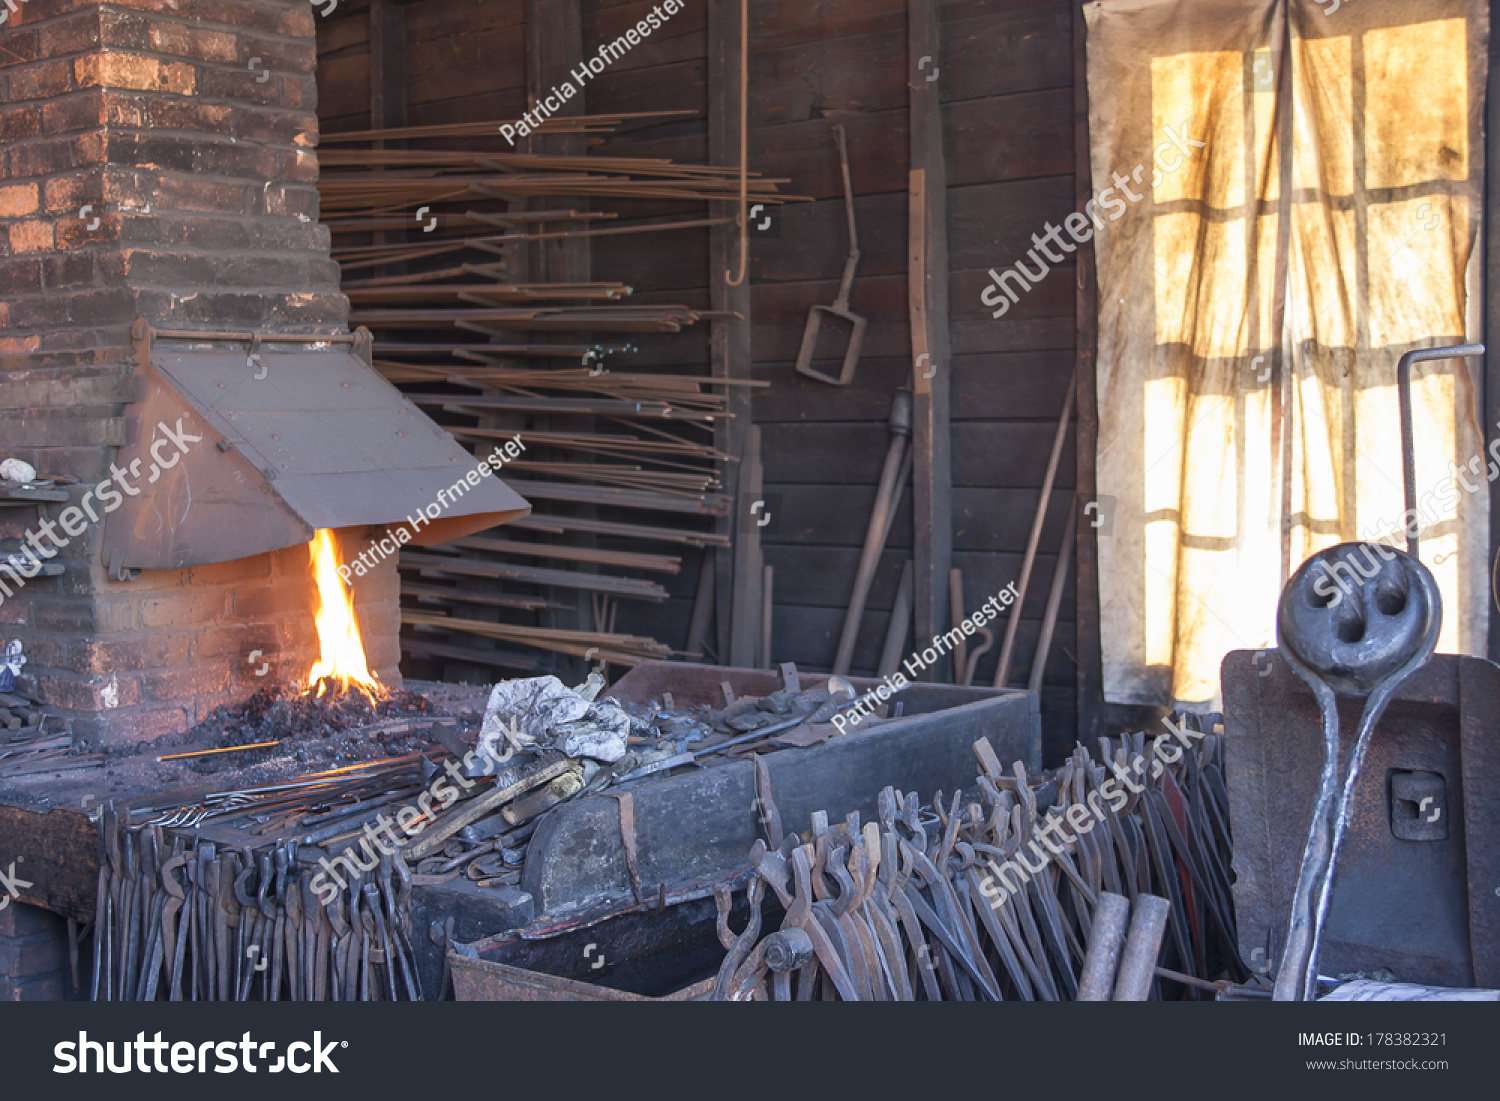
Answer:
top-left (319, 117), bottom-right (785, 673)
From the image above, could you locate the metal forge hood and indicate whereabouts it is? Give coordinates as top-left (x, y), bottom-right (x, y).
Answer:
top-left (103, 324), bottom-right (530, 572)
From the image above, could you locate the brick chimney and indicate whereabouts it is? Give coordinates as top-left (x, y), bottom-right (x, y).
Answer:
top-left (0, 0), bottom-right (402, 745)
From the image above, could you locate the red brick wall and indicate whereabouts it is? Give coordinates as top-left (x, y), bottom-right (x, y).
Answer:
top-left (0, 0), bottom-right (345, 351)
top-left (0, 900), bottom-right (74, 1000)
top-left (0, 1), bottom-right (398, 746)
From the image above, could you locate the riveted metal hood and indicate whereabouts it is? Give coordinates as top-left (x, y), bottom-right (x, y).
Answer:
top-left (102, 328), bottom-right (529, 571)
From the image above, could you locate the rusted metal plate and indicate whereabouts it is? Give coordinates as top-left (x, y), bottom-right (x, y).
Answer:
top-left (1223, 650), bottom-right (1500, 988)
top-left (448, 954), bottom-right (713, 1002)
top-left (104, 348), bottom-right (529, 570)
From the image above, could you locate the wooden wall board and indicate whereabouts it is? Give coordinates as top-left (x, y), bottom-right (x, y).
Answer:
top-left (753, 351), bottom-right (1075, 423)
top-left (313, 0), bottom-right (1089, 751)
top-left (758, 484), bottom-right (1074, 554)
top-left (756, 422), bottom-right (1076, 491)
top-left (583, 0), bottom-right (708, 70)
top-left (765, 603), bottom-right (1076, 688)
top-left (760, 545), bottom-right (1073, 618)
top-left (942, 3), bottom-right (1073, 102)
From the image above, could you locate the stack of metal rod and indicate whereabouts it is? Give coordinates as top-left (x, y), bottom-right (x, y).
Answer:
top-left (129, 753), bottom-right (438, 838)
top-left (711, 715), bottom-right (1247, 1000)
top-left (91, 810), bottom-right (421, 1002)
top-left (318, 116), bottom-right (787, 673)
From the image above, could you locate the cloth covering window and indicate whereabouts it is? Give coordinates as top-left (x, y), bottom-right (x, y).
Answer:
top-left (1085, 0), bottom-right (1489, 705)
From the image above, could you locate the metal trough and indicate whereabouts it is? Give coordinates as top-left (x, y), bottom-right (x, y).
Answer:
top-left (449, 893), bottom-right (740, 1001)
top-left (520, 661), bottom-right (1039, 922)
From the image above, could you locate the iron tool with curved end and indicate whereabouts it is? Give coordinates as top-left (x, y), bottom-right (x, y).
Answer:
top-left (1273, 542), bottom-right (1441, 1000)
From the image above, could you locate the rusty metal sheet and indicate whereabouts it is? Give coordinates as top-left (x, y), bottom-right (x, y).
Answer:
top-left (1223, 649), bottom-right (1500, 988)
top-left (448, 952), bottom-right (713, 1002)
top-left (103, 348), bottom-right (529, 569)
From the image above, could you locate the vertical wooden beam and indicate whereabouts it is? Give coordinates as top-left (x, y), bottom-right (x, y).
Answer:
top-left (1486, 6), bottom-right (1500, 662)
top-left (526, 0), bottom-right (588, 278)
top-left (525, 0), bottom-right (594, 642)
top-left (710, 0), bottom-right (753, 665)
top-left (908, 0), bottom-right (952, 681)
top-left (1073, 1), bottom-right (1102, 744)
top-left (368, 0), bottom-right (407, 131)
top-left (367, 1), bottom-right (406, 253)
top-left (729, 426), bottom-right (764, 667)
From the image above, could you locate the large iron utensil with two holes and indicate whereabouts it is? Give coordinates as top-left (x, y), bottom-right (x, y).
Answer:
top-left (1273, 343), bottom-right (1482, 1000)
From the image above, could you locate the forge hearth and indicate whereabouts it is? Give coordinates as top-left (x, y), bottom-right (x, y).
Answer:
top-left (0, 1), bottom-right (526, 745)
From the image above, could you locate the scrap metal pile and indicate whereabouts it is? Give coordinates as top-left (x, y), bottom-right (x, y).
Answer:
top-left (603, 672), bottom-right (871, 783)
top-left (710, 715), bottom-right (1249, 1000)
top-left (0, 640), bottom-right (97, 779)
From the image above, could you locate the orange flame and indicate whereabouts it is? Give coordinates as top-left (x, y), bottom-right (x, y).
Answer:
top-left (306, 528), bottom-right (381, 700)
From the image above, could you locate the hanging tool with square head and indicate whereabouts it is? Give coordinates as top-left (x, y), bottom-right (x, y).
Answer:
top-left (795, 124), bottom-right (866, 386)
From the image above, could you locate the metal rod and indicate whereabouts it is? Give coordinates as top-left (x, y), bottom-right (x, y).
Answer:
top-left (1029, 495), bottom-right (1078, 697)
top-left (878, 559), bottom-right (915, 678)
top-left (833, 390), bottom-right (913, 674)
top-left (1111, 894), bottom-right (1171, 1001)
top-left (996, 371), bottom-right (1077, 687)
top-left (156, 741), bottom-right (283, 762)
top-left (686, 551), bottom-right (717, 660)
top-left (948, 568), bottom-right (968, 685)
top-left (759, 564), bottom-right (774, 670)
top-left (1077, 891), bottom-right (1130, 1000)
top-left (1396, 344), bottom-right (1484, 558)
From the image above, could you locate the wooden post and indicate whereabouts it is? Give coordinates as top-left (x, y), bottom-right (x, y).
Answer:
top-left (907, 0), bottom-right (954, 682)
top-left (729, 426), bottom-right (764, 666)
top-left (525, 0), bottom-right (595, 644)
top-left (760, 564), bottom-right (774, 670)
top-left (526, 0), bottom-right (588, 278)
top-left (368, 0), bottom-right (407, 133)
top-left (1487, 0), bottom-right (1500, 662)
top-left (1073, 0), bottom-right (1103, 745)
top-left (710, 0), bottom-right (753, 666)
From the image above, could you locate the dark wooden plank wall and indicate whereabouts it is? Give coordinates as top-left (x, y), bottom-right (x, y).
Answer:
top-left (315, 0), bottom-right (1084, 760)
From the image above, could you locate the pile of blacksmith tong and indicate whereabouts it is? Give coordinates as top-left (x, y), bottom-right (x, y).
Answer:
top-left (91, 806), bottom-right (421, 1001)
top-left (712, 715), bottom-right (1245, 1000)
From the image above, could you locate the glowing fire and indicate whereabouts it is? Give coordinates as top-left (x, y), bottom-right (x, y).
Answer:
top-left (306, 529), bottom-right (381, 700)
